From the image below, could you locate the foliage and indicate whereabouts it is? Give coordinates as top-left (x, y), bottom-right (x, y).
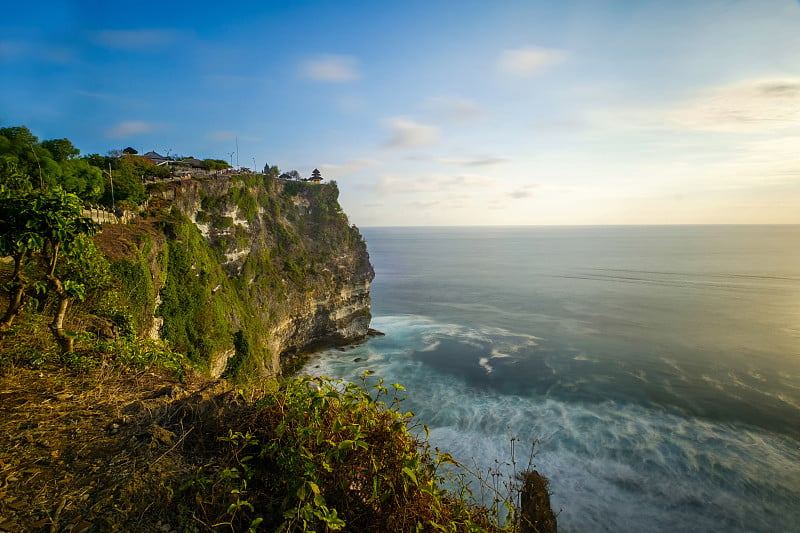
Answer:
top-left (223, 329), bottom-right (250, 379)
top-left (93, 337), bottom-right (186, 377)
top-left (109, 256), bottom-right (155, 336)
top-left (202, 158), bottom-right (230, 171)
top-left (0, 126), bottom-right (103, 200)
top-left (0, 186), bottom-right (100, 353)
top-left (156, 210), bottom-right (232, 366)
top-left (230, 185), bottom-right (258, 223)
top-left (41, 138), bottom-right (80, 162)
top-left (184, 375), bottom-right (508, 532)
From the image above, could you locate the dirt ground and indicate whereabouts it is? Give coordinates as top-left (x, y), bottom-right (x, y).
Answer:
top-left (0, 365), bottom-right (237, 532)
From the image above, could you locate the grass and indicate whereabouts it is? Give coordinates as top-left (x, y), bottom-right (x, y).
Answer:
top-left (0, 347), bottom-right (543, 532)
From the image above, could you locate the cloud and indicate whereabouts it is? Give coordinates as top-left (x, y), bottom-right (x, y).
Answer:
top-left (0, 40), bottom-right (75, 64)
top-left (375, 173), bottom-right (493, 195)
top-left (321, 158), bottom-right (381, 178)
top-left (300, 54), bottom-right (361, 82)
top-left (425, 96), bottom-right (484, 123)
top-left (336, 96), bottom-right (366, 112)
top-left (437, 156), bottom-right (508, 167)
top-left (508, 184), bottom-right (538, 199)
top-left (672, 78), bottom-right (800, 132)
top-left (382, 117), bottom-right (440, 148)
top-left (106, 120), bottom-right (157, 138)
top-left (706, 136), bottom-right (800, 187)
top-left (91, 29), bottom-right (183, 51)
top-left (497, 46), bottom-right (567, 76)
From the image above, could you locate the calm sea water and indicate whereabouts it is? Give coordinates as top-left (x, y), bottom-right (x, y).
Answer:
top-left (303, 226), bottom-right (800, 532)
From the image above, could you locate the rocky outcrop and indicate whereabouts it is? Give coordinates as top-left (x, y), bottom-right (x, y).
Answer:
top-left (144, 175), bottom-right (374, 377)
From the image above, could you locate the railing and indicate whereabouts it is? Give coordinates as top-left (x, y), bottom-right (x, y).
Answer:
top-left (82, 205), bottom-right (136, 225)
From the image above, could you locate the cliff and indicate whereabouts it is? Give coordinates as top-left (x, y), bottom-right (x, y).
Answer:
top-left (95, 174), bottom-right (374, 377)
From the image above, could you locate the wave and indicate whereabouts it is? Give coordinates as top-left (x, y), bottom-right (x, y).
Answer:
top-left (302, 314), bottom-right (800, 532)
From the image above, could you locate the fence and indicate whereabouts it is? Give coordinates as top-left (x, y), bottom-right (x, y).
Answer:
top-left (82, 205), bottom-right (136, 225)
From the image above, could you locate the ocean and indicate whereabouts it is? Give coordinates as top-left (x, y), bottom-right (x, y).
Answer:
top-left (302, 225), bottom-right (800, 532)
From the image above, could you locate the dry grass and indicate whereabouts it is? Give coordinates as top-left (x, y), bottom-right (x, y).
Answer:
top-left (0, 364), bottom-right (232, 532)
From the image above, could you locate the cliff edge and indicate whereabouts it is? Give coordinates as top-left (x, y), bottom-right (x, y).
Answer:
top-left (95, 175), bottom-right (374, 378)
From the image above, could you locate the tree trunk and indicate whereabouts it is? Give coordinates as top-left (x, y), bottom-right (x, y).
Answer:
top-left (0, 284), bottom-right (27, 331)
top-left (45, 243), bottom-right (73, 354)
top-left (0, 254), bottom-right (28, 332)
top-left (49, 293), bottom-right (73, 354)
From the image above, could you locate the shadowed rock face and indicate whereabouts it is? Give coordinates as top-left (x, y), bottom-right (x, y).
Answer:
top-left (154, 176), bottom-right (374, 376)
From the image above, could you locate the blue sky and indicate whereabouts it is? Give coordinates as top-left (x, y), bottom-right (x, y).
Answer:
top-left (2, 0), bottom-right (800, 226)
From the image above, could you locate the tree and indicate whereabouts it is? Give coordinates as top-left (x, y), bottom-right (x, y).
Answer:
top-left (0, 126), bottom-right (57, 189)
top-left (41, 138), bottom-right (80, 162)
top-left (202, 158), bottom-right (230, 171)
top-left (61, 159), bottom-right (105, 202)
top-left (0, 186), bottom-right (100, 353)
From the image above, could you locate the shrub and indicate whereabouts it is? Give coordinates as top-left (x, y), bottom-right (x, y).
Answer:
top-left (185, 375), bottom-right (506, 532)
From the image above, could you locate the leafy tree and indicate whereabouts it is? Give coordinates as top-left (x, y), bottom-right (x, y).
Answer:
top-left (0, 186), bottom-right (100, 353)
top-left (61, 159), bottom-right (105, 202)
top-left (0, 125), bottom-right (57, 189)
top-left (96, 155), bottom-right (147, 207)
top-left (202, 158), bottom-right (230, 171)
top-left (41, 138), bottom-right (80, 162)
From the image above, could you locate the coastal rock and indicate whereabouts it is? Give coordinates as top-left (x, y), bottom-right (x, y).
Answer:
top-left (146, 176), bottom-right (374, 376)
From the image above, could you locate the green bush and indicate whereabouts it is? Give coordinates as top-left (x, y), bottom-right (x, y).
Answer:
top-left (185, 375), bottom-right (507, 532)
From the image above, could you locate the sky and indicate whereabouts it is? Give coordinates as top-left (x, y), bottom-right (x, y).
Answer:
top-left (2, 0), bottom-right (800, 226)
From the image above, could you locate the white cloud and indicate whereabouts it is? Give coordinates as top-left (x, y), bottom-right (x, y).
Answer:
top-left (375, 173), bottom-right (493, 195)
top-left (376, 175), bottom-right (439, 194)
top-left (106, 120), bottom-right (157, 138)
top-left (672, 78), bottom-right (800, 132)
top-left (336, 96), bottom-right (366, 112)
top-left (425, 96), bottom-right (484, 123)
top-left (382, 117), bottom-right (440, 148)
top-left (91, 29), bottom-right (182, 51)
top-left (497, 46), bottom-right (567, 76)
top-left (437, 156), bottom-right (508, 167)
top-left (508, 184), bottom-right (538, 199)
top-left (705, 136), bottom-right (800, 187)
top-left (301, 54), bottom-right (361, 82)
top-left (321, 158), bottom-right (381, 178)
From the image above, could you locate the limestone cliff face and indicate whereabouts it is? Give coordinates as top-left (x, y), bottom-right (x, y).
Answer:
top-left (144, 175), bottom-right (374, 377)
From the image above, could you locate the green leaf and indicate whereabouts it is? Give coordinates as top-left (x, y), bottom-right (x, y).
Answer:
top-left (402, 467), bottom-right (418, 486)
